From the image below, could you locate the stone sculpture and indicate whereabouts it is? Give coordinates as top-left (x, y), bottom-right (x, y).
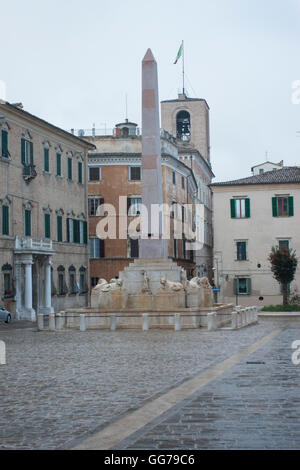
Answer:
top-left (160, 277), bottom-right (184, 291)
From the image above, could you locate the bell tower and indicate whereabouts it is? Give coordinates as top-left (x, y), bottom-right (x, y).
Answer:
top-left (161, 93), bottom-right (210, 163)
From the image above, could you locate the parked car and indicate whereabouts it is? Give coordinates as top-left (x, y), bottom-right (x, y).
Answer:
top-left (0, 307), bottom-right (12, 323)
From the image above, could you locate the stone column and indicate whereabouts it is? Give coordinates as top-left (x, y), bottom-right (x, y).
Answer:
top-left (44, 257), bottom-right (54, 313)
top-left (24, 258), bottom-right (35, 321)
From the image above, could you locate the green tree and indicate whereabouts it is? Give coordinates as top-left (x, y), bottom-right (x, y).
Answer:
top-left (268, 246), bottom-right (298, 306)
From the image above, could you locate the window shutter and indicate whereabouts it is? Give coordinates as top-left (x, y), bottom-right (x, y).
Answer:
top-left (57, 215), bottom-right (62, 242)
top-left (66, 218), bottom-right (70, 242)
top-left (68, 158), bottom-right (72, 180)
top-left (245, 198), bottom-right (250, 218)
top-left (233, 278), bottom-right (238, 295)
top-left (21, 138), bottom-right (26, 164)
top-left (272, 197), bottom-right (278, 217)
top-left (288, 196), bottom-right (294, 217)
top-left (2, 205), bottom-right (9, 235)
top-left (1, 130), bottom-right (8, 157)
top-left (78, 161), bottom-right (82, 184)
top-left (44, 148), bottom-right (49, 172)
top-left (230, 199), bottom-right (236, 218)
top-left (44, 214), bottom-right (51, 238)
top-left (29, 141), bottom-right (34, 165)
top-left (83, 221), bottom-right (88, 244)
top-left (246, 278), bottom-right (252, 294)
top-left (25, 210), bottom-right (31, 236)
top-left (100, 238), bottom-right (105, 257)
top-left (56, 153), bottom-right (61, 176)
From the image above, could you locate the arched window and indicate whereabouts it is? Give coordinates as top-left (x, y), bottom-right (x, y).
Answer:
top-left (176, 111), bottom-right (191, 142)
top-left (68, 265), bottom-right (77, 295)
top-left (2, 263), bottom-right (13, 297)
top-left (79, 266), bottom-right (88, 294)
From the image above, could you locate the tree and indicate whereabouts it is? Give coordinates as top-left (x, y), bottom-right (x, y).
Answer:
top-left (268, 246), bottom-right (298, 306)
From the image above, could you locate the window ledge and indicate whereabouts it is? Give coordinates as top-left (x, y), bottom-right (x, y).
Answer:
top-left (0, 155), bottom-right (11, 163)
top-left (43, 171), bottom-right (51, 176)
top-left (55, 174), bottom-right (63, 179)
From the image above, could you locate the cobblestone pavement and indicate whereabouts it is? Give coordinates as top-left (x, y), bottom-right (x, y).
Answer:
top-left (0, 320), bottom-right (299, 449)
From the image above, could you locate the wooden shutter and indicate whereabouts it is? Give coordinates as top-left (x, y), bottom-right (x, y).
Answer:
top-left (245, 198), bottom-right (250, 218)
top-left (25, 210), bottom-right (31, 236)
top-left (230, 199), bottom-right (236, 218)
top-left (246, 278), bottom-right (252, 294)
top-left (100, 238), bottom-right (105, 257)
top-left (2, 205), bottom-right (9, 235)
top-left (44, 148), bottom-right (49, 172)
top-left (83, 221), bottom-right (88, 244)
top-left (78, 161), bottom-right (82, 184)
top-left (272, 197), bottom-right (278, 217)
top-left (44, 214), bottom-right (51, 238)
top-left (288, 196), bottom-right (294, 217)
top-left (68, 158), bottom-right (72, 180)
top-left (21, 138), bottom-right (26, 164)
top-left (29, 141), bottom-right (33, 165)
top-left (57, 216), bottom-right (62, 242)
top-left (1, 130), bottom-right (8, 157)
top-left (56, 153), bottom-right (61, 176)
top-left (66, 218), bottom-right (70, 242)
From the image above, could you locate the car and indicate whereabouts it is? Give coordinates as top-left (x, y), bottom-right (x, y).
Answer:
top-left (0, 307), bottom-right (12, 323)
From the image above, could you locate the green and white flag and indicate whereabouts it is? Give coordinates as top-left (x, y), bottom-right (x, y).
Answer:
top-left (173, 42), bottom-right (183, 64)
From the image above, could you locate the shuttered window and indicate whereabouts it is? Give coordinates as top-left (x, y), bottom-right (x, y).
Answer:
top-left (68, 157), bottom-right (72, 180)
top-left (24, 210), bottom-right (31, 236)
top-left (234, 278), bottom-right (252, 295)
top-left (129, 166), bottom-right (141, 181)
top-left (236, 241), bottom-right (247, 260)
top-left (44, 214), bottom-right (51, 239)
top-left (57, 215), bottom-right (63, 242)
top-left (56, 153), bottom-right (61, 176)
top-left (230, 198), bottom-right (250, 218)
top-left (1, 130), bottom-right (9, 157)
top-left (21, 139), bottom-right (33, 165)
top-left (2, 205), bottom-right (9, 235)
top-left (272, 196), bottom-right (293, 217)
top-left (89, 238), bottom-right (105, 258)
top-left (44, 148), bottom-right (49, 172)
top-left (78, 161), bottom-right (83, 184)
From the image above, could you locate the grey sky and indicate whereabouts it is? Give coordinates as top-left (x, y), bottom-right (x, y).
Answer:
top-left (1, 0), bottom-right (300, 181)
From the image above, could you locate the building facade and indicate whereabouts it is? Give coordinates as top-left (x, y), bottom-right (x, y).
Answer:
top-left (0, 100), bottom-right (94, 320)
top-left (210, 166), bottom-right (300, 306)
top-left (82, 119), bottom-right (198, 285)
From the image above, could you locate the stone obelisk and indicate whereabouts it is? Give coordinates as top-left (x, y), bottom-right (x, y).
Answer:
top-left (140, 48), bottom-right (168, 259)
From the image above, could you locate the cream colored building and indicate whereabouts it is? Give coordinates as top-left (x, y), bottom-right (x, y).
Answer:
top-left (211, 166), bottom-right (300, 306)
top-left (251, 160), bottom-right (283, 175)
top-left (0, 100), bottom-right (94, 320)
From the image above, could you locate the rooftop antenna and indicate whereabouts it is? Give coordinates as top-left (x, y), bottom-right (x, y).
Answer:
top-left (125, 93), bottom-right (128, 122)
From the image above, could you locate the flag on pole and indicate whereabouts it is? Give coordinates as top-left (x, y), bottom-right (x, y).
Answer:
top-left (173, 42), bottom-right (183, 64)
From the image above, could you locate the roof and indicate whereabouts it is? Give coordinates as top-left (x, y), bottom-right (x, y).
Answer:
top-left (210, 167), bottom-right (300, 187)
top-left (0, 101), bottom-right (95, 150)
top-left (251, 160), bottom-right (283, 171)
top-left (161, 97), bottom-right (210, 109)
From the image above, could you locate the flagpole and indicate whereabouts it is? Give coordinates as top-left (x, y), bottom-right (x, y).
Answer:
top-left (182, 40), bottom-right (185, 95)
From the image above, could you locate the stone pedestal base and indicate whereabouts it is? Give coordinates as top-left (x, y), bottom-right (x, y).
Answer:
top-left (91, 289), bottom-right (128, 310)
top-left (154, 289), bottom-right (186, 309)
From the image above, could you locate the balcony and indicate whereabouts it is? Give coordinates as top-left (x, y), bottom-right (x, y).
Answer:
top-left (15, 236), bottom-right (54, 254)
top-left (23, 164), bottom-right (37, 183)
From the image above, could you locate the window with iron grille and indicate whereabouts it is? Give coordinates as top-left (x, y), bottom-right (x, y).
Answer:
top-left (129, 166), bottom-right (141, 181)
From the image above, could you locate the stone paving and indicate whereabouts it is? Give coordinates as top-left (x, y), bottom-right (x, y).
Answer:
top-left (0, 319), bottom-right (299, 449)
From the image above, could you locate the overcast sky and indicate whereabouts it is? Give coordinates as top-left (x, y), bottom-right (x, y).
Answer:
top-left (1, 0), bottom-right (300, 181)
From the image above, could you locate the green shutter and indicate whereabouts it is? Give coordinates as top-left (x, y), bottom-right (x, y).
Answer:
top-left (272, 197), bottom-right (278, 217)
top-left (68, 158), bottom-right (72, 180)
top-left (66, 218), bottom-right (70, 242)
top-left (83, 221), bottom-right (88, 244)
top-left (44, 148), bottom-right (49, 172)
top-left (230, 199), bottom-right (236, 218)
top-left (2, 205), bottom-right (9, 235)
top-left (57, 215), bottom-right (62, 242)
top-left (29, 141), bottom-right (33, 165)
top-left (233, 278), bottom-right (238, 295)
top-left (44, 214), bottom-right (51, 238)
top-left (245, 198), bottom-right (250, 218)
top-left (56, 153), bottom-right (61, 176)
top-left (73, 219), bottom-right (80, 243)
top-left (21, 138), bottom-right (26, 164)
top-left (1, 130), bottom-right (8, 157)
top-left (78, 161), bottom-right (82, 184)
top-left (25, 210), bottom-right (31, 236)
top-left (246, 278), bottom-right (252, 294)
top-left (288, 196), bottom-right (294, 217)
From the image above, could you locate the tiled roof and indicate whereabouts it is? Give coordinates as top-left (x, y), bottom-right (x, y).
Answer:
top-left (210, 167), bottom-right (300, 187)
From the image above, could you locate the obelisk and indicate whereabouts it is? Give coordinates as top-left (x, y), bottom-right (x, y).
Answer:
top-left (140, 48), bottom-right (168, 259)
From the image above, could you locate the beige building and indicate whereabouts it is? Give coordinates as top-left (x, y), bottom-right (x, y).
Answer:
top-left (0, 100), bottom-right (94, 320)
top-left (211, 166), bottom-right (300, 306)
top-left (251, 160), bottom-right (284, 175)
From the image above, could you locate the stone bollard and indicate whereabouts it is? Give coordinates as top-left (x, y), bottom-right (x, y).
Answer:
top-left (231, 311), bottom-right (238, 329)
top-left (37, 314), bottom-right (44, 331)
top-left (254, 306), bottom-right (258, 322)
top-left (110, 314), bottom-right (116, 331)
top-left (240, 309), bottom-right (245, 327)
top-left (49, 313), bottom-right (56, 331)
top-left (207, 312), bottom-right (217, 331)
top-left (56, 313), bottom-right (63, 330)
top-left (174, 313), bottom-right (181, 331)
top-left (60, 311), bottom-right (66, 328)
top-left (142, 313), bottom-right (149, 331)
top-left (80, 314), bottom-right (86, 332)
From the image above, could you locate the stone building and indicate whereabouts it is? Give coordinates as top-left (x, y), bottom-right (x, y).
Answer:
top-left (0, 100), bottom-right (94, 320)
top-left (210, 166), bottom-right (300, 306)
top-left (161, 93), bottom-right (214, 278)
top-left (81, 119), bottom-right (198, 284)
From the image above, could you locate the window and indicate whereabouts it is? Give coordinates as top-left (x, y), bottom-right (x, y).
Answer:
top-left (57, 215), bottom-right (63, 242)
top-left (230, 198), bottom-right (250, 218)
top-left (127, 197), bottom-right (141, 216)
top-left (1, 129), bottom-right (9, 158)
top-left (2, 264), bottom-right (13, 297)
top-left (129, 166), bottom-right (141, 181)
top-left (44, 213), bottom-right (51, 239)
top-left (21, 138), bottom-right (33, 166)
top-left (173, 238), bottom-right (177, 258)
top-left (172, 170), bottom-right (176, 185)
top-left (279, 240), bottom-right (289, 250)
top-left (91, 277), bottom-right (99, 288)
top-left (176, 110), bottom-right (191, 142)
top-left (272, 196), bottom-right (293, 217)
top-left (181, 176), bottom-right (185, 189)
top-left (56, 153), bottom-right (61, 176)
top-left (78, 161), bottom-right (83, 184)
top-left (90, 238), bottom-right (105, 258)
top-left (68, 157), bottom-right (72, 180)
top-left (69, 266), bottom-right (77, 295)
top-left (88, 197), bottom-right (104, 216)
top-left (234, 278), bottom-right (252, 295)
top-left (130, 238), bottom-right (139, 258)
top-left (259, 169), bottom-right (264, 175)
top-left (79, 267), bottom-right (87, 293)
top-left (236, 241), bottom-right (247, 260)
top-left (24, 210), bottom-right (31, 237)
top-left (2, 205), bottom-right (9, 235)
top-left (57, 266), bottom-right (66, 295)
top-left (44, 148), bottom-right (49, 172)
top-left (88, 166), bottom-right (101, 181)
